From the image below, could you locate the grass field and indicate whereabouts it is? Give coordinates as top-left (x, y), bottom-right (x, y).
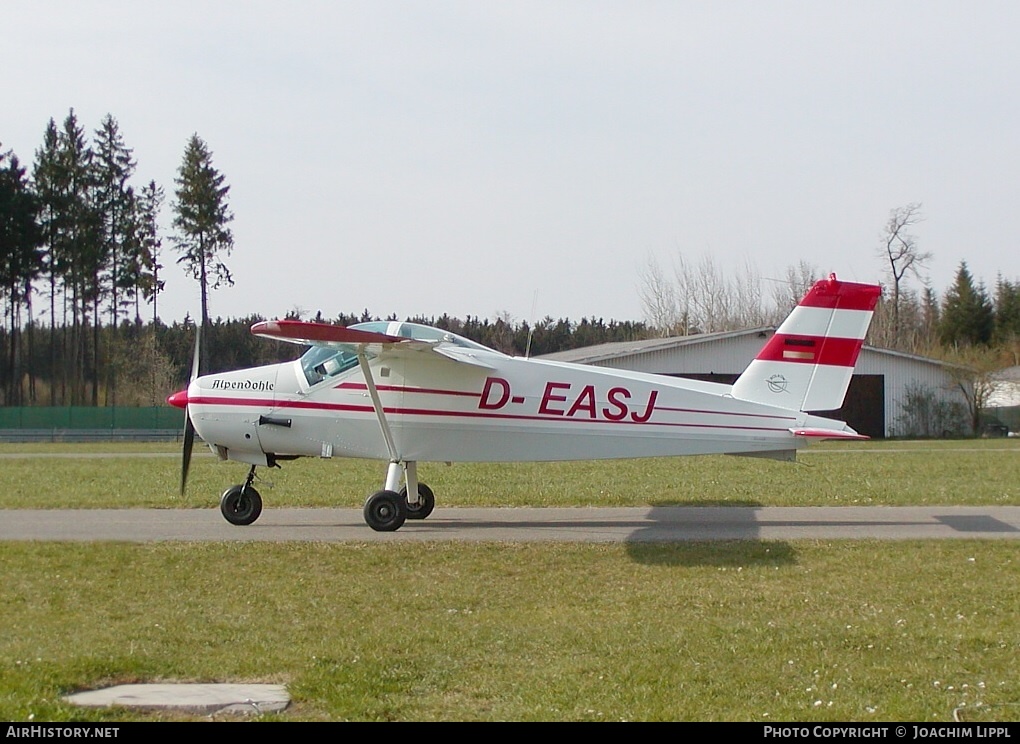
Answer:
top-left (1, 439), bottom-right (1018, 721)
top-left (2, 438), bottom-right (1019, 509)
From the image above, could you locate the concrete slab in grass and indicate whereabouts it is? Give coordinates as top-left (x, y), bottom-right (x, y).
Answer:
top-left (64, 683), bottom-right (290, 715)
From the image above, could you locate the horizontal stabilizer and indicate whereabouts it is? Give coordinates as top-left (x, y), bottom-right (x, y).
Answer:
top-left (790, 427), bottom-right (869, 441)
top-left (728, 449), bottom-right (798, 462)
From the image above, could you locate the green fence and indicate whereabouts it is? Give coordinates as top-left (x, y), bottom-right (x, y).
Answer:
top-left (0, 406), bottom-right (181, 434)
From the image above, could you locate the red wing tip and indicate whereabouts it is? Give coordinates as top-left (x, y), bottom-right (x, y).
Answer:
top-left (251, 319), bottom-right (405, 344)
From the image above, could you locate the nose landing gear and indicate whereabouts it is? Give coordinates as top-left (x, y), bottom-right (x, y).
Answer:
top-left (220, 465), bottom-right (263, 526)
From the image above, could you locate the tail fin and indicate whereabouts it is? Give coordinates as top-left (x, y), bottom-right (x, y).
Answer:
top-left (731, 274), bottom-right (881, 412)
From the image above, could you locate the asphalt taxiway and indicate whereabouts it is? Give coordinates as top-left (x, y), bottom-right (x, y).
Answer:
top-left (2, 505), bottom-right (1019, 542)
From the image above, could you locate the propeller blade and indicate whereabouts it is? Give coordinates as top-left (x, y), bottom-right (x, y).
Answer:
top-left (180, 324), bottom-right (201, 496)
top-left (190, 324), bottom-right (202, 382)
top-left (181, 414), bottom-right (195, 496)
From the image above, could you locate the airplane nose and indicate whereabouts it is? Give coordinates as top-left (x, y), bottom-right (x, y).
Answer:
top-left (167, 390), bottom-right (189, 409)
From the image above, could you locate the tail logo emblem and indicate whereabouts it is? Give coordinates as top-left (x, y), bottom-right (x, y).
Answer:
top-left (766, 374), bottom-right (789, 394)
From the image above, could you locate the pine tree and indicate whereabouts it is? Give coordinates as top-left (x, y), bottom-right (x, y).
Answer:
top-left (32, 118), bottom-right (65, 403)
top-left (993, 275), bottom-right (1020, 346)
top-left (0, 145), bottom-right (44, 404)
top-left (128, 180), bottom-right (165, 325)
top-left (93, 114), bottom-right (136, 330)
top-left (93, 114), bottom-right (137, 404)
top-left (172, 134), bottom-right (234, 368)
top-left (938, 261), bottom-right (994, 347)
top-left (48, 109), bottom-right (103, 404)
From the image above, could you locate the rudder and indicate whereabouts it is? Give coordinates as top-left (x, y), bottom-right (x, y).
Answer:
top-left (731, 274), bottom-right (881, 412)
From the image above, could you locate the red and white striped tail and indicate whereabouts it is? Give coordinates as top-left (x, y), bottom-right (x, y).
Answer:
top-left (731, 274), bottom-right (882, 412)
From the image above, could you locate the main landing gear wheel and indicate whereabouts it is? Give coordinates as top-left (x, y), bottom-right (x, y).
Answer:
top-left (220, 484), bottom-right (263, 526)
top-left (400, 482), bottom-right (435, 520)
top-left (364, 489), bottom-right (407, 532)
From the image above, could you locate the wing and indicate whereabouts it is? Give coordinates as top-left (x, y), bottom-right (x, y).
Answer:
top-left (251, 320), bottom-right (406, 348)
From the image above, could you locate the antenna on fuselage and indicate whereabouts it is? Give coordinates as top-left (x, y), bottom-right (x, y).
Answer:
top-left (525, 290), bottom-right (538, 358)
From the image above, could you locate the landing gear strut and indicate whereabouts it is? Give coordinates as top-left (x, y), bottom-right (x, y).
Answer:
top-left (402, 482), bottom-right (435, 520)
top-left (220, 465), bottom-right (263, 526)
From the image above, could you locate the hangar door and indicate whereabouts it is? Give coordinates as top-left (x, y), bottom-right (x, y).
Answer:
top-left (812, 374), bottom-right (885, 439)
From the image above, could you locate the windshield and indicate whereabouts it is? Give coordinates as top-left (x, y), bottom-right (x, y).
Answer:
top-left (299, 345), bottom-right (360, 386)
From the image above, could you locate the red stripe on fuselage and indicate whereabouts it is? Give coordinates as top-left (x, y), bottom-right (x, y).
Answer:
top-left (378, 406), bottom-right (792, 433)
top-left (336, 381), bottom-right (798, 421)
top-left (186, 395), bottom-right (792, 433)
top-left (335, 381), bottom-right (479, 398)
top-left (754, 334), bottom-right (864, 367)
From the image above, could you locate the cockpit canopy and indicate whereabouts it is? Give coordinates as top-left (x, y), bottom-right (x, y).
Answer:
top-left (299, 321), bottom-right (498, 386)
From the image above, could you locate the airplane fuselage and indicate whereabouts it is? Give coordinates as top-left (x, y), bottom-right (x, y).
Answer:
top-left (186, 346), bottom-right (848, 467)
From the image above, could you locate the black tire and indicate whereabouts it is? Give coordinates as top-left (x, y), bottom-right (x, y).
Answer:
top-left (364, 490), bottom-right (407, 532)
top-left (220, 485), bottom-right (263, 526)
top-left (399, 482), bottom-right (435, 520)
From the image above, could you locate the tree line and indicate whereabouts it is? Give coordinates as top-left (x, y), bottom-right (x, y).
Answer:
top-left (3, 112), bottom-right (1019, 411)
top-left (1, 109), bottom-right (238, 406)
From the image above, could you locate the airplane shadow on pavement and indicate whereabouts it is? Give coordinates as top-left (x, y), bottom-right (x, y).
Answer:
top-left (625, 501), bottom-right (797, 567)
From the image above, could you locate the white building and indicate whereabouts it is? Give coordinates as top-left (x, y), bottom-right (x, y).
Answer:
top-left (540, 328), bottom-right (973, 438)
top-left (987, 366), bottom-right (1020, 435)
top-left (988, 366), bottom-right (1020, 408)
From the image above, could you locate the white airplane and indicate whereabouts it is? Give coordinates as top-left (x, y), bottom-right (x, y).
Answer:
top-left (168, 274), bottom-right (881, 531)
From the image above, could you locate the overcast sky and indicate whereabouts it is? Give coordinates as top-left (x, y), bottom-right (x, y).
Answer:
top-left (4, 1), bottom-right (1019, 326)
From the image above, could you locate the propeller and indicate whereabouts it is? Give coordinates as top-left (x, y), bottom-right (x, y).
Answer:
top-left (168, 324), bottom-right (201, 496)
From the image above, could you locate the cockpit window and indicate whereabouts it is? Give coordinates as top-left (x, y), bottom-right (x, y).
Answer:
top-left (300, 345), bottom-right (359, 386)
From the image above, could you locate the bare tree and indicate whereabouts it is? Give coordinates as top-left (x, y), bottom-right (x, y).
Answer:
top-left (110, 330), bottom-right (175, 406)
top-left (934, 344), bottom-right (1004, 435)
top-left (731, 259), bottom-right (768, 328)
top-left (869, 286), bottom-right (939, 353)
top-left (639, 252), bottom-right (777, 335)
top-left (768, 260), bottom-right (820, 324)
top-left (639, 254), bottom-right (685, 336)
top-left (687, 254), bottom-right (735, 333)
top-left (879, 203), bottom-right (931, 342)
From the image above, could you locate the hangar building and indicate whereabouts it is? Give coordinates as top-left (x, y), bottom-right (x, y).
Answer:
top-left (539, 328), bottom-right (972, 438)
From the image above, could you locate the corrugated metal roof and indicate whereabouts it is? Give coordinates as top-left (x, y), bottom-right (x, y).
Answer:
top-left (538, 327), bottom-right (774, 364)
top-left (539, 328), bottom-right (969, 372)
top-left (993, 365), bottom-right (1020, 382)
